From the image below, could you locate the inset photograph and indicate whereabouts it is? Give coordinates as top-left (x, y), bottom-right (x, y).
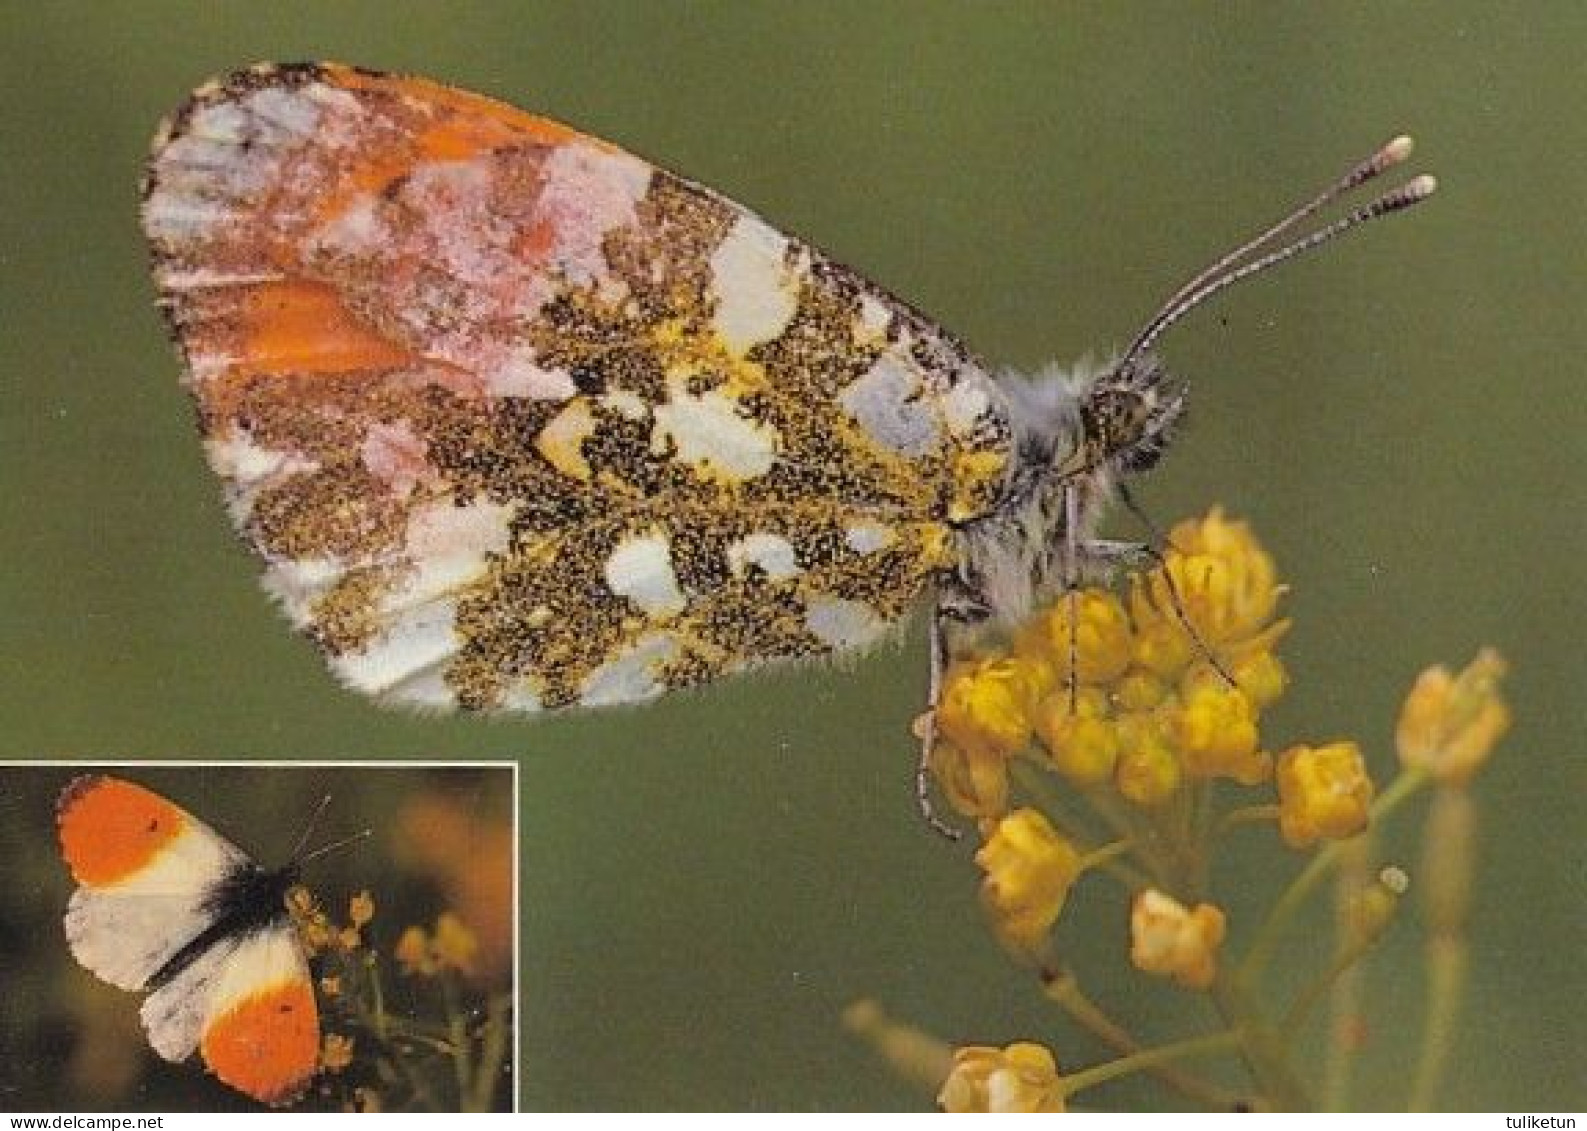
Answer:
top-left (0, 762), bottom-right (516, 1112)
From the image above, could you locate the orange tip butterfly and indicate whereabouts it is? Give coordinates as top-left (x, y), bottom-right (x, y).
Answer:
top-left (57, 775), bottom-right (321, 1106)
top-left (140, 64), bottom-right (1435, 834)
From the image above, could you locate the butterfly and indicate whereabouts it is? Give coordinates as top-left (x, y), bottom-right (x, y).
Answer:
top-left (57, 774), bottom-right (320, 1105)
top-left (140, 64), bottom-right (1434, 830)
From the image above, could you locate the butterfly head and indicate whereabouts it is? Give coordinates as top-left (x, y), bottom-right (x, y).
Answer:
top-left (1077, 354), bottom-right (1186, 478)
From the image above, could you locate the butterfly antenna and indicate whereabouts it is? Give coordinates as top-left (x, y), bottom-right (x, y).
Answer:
top-left (297, 828), bottom-right (373, 866)
top-left (1117, 136), bottom-right (1437, 371)
top-left (288, 792), bottom-right (335, 863)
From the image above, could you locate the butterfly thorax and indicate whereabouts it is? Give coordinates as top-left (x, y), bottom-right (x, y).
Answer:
top-left (948, 354), bottom-right (1184, 629)
top-left (147, 861), bottom-right (301, 990)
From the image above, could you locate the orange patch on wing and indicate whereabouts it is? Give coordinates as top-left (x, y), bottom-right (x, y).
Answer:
top-left (313, 64), bottom-right (596, 220)
top-left (230, 279), bottom-right (418, 378)
top-left (201, 979), bottom-right (320, 1106)
top-left (58, 776), bottom-right (188, 887)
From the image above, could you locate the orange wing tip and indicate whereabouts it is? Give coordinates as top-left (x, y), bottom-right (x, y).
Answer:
top-left (152, 60), bottom-right (594, 166)
top-left (57, 776), bottom-right (189, 886)
top-left (201, 980), bottom-right (320, 1106)
top-left (321, 61), bottom-right (595, 151)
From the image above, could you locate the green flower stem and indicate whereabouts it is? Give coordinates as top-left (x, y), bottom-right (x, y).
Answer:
top-left (1323, 837), bottom-right (1376, 1112)
top-left (1040, 968), bottom-right (1243, 1109)
top-left (441, 974), bottom-right (472, 1100)
top-left (1210, 972), bottom-right (1311, 1111)
top-left (365, 951), bottom-right (390, 1042)
top-left (1242, 765), bottom-right (1428, 986)
top-left (1078, 839), bottom-right (1135, 872)
top-left (1409, 933), bottom-right (1467, 1111)
top-left (1218, 803), bottom-right (1282, 834)
top-left (466, 993), bottom-right (512, 1113)
top-left (1279, 935), bottom-right (1377, 1040)
top-left (1060, 1030), bottom-right (1243, 1101)
top-left (1012, 760), bottom-right (1150, 889)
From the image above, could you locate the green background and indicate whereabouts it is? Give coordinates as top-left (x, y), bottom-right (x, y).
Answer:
top-left (0, 0), bottom-right (1581, 1112)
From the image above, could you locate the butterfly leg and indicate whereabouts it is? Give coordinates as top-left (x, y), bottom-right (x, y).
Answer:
top-left (915, 591), bottom-right (991, 841)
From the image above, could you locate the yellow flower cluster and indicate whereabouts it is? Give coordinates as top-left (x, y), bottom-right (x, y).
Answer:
top-left (395, 912), bottom-right (481, 977)
top-left (289, 887), bottom-right (374, 956)
top-left (931, 508), bottom-right (1290, 817)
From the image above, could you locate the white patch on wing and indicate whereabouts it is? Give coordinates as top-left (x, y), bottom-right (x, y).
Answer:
top-left (141, 197), bottom-right (236, 242)
top-left (602, 389), bottom-right (649, 421)
top-left (856, 292), bottom-right (893, 338)
top-left (262, 557), bottom-right (343, 628)
top-left (240, 85), bottom-right (324, 141)
top-left (63, 821), bottom-right (247, 993)
top-left (499, 681), bottom-right (545, 711)
top-left (332, 599), bottom-right (457, 701)
top-left (537, 143), bottom-right (651, 288)
top-left (205, 431), bottom-right (319, 491)
top-left (145, 86), bottom-right (323, 244)
top-left (708, 219), bottom-right (798, 353)
top-left (939, 379), bottom-right (994, 439)
top-left (154, 268), bottom-right (288, 291)
top-left (313, 192), bottom-right (389, 254)
top-left (140, 932), bottom-right (239, 1062)
top-left (844, 521), bottom-right (897, 555)
top-left (652, 386), bottom-right (777, 480)
top-left (360, 420), bottom-right (430, 498)
top-left (579, 632), bottom-right (680, 706)
top-left (206, 926), bottom-right (310, 1020)
top-left (603, 531), bottom-right (687, 617)
top-left (489, 348), bottom-right (579, 400)
top-left (840, 353), bottom-right (940, 456)
top-left (804, 595), bottom-right (887, 651)
top-left (727, 532), bottom-right (800, 580)
top-left (403, 498), bottom-right (515, 575)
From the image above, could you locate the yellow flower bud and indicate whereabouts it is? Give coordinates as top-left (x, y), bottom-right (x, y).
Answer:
top-left (395, 924), bottom-right (435, 976)
top-left (1173, 684), bottom-right (1271, 785)
top-left (976, 809), bottom-right (1084, 952)
top-left (349, 890), bottom-right (375, 927)
top-left (1033, 688), bottom-right (1119, 785)
top-left (1129, 888), bottom-right (1227, 990)
top-left (936, 657), bottom-right (1044, 758)
top-left (320, 1033), bottom-right (355, 1072)
top-left (1115, 668), bottom-right (1170, 712)
top-left (1131, 509), bottom-right (1287, 679)
top-left (1020, 590), bottom-right (1133, 685)
top-left (938, 1042), bottom-right (1066, 1113)
top-left (1114, 714), bottom-right (1182, 806)
top-left (1231, 648), bottom-right (1289, 710)
top-left (1276, 741), bottom-right (1375, 848)
top-left (1396, 648), bottom-right (1510, 786)
top-left (433, 912), bottom-right (479, 975)
top-left (929, 739), bottom-right (1010, 820)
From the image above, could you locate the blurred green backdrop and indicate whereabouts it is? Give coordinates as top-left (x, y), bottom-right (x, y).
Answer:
top-left (0, 0), bottom-right (1581, 1113)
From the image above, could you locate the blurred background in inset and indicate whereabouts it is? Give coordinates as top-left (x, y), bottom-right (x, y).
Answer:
top-left (0, 1), bottom-right (1581, 1112)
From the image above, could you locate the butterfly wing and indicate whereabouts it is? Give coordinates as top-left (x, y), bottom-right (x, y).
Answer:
top-left (58, 774), bottom-right (250, 991)
top-left (141, 927), bottom-right (319, 1106)
top-left (142, 64), bottom-right (1015, 710)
